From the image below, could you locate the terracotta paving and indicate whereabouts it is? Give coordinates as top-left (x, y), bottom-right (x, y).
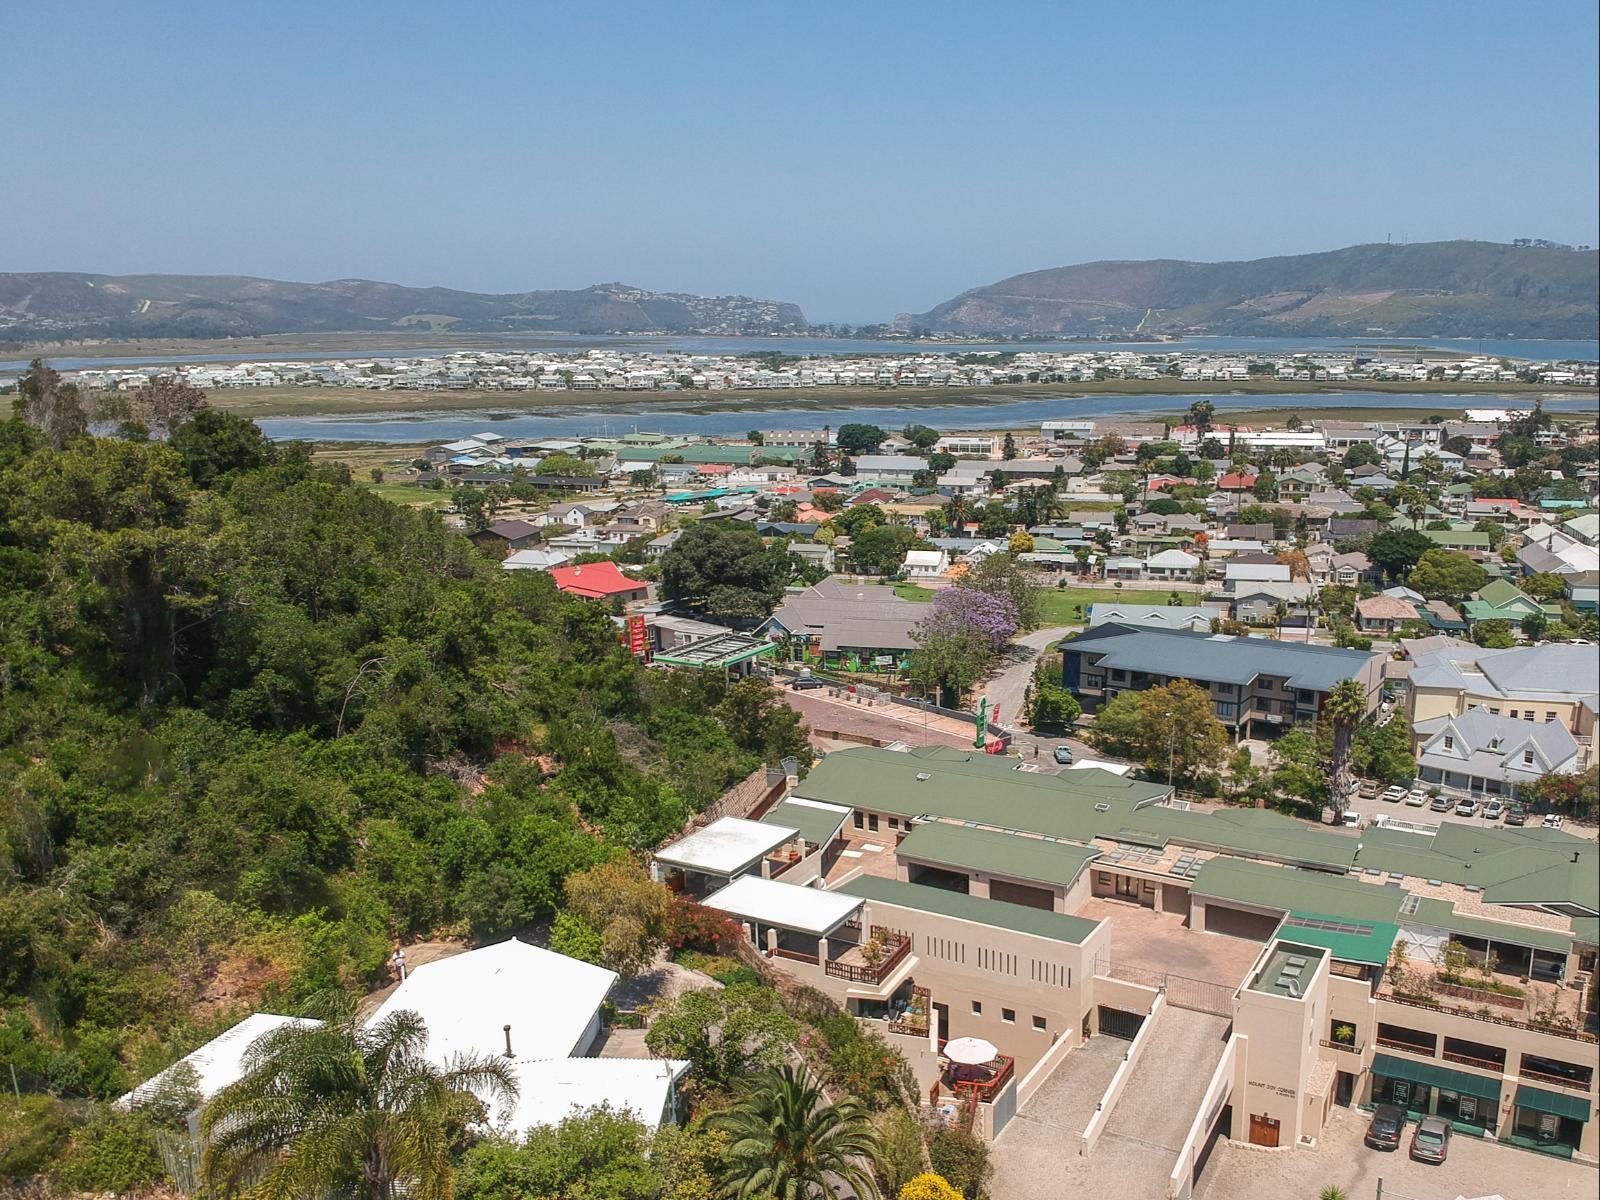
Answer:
top-left (1078, 895), bottom-right (1264, 988)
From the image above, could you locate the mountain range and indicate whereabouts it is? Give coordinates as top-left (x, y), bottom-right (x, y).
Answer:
top-left (0, 275), bottom-right (808, 342)
top-left (902, 241), bottom-right (1599, 339)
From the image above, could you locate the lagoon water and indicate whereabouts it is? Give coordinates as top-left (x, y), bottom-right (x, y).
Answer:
top-left (257, 390), bottom-right (1599, 444)
top-left (5, 333), bottom-right (1597, 374)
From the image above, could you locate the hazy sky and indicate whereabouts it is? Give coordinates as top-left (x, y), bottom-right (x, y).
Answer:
top-left (7, 1), bottom-right (1598, 321)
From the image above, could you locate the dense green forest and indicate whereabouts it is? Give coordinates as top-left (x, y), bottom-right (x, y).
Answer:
top-left (0, 375), bottom-right (809, 1109)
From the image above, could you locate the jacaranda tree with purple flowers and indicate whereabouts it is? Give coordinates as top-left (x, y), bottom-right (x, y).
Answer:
top-left (908, 587), bottom-right (1019, 706)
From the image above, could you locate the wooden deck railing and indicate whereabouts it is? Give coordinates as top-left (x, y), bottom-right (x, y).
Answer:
top-left (825, 932), bottom-right (912, 985)
top-left (771, 946), bottom-right (819, 965)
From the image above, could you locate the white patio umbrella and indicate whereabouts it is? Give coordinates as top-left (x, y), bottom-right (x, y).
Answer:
top-left (943, 1036), bottom-right (998, 1065)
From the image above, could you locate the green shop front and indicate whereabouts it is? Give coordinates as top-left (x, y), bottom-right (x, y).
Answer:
top-left (1509, 1083), bottom-right (1591, 1158)
top-left (1370, 1053), bottom-right (1501, 1135)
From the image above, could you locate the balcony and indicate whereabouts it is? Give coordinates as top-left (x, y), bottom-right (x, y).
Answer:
top-left (826, 928), bottom-right (913, 986)
top-left (887, 985), bottom-right (931, 1037)
top-left (1379, 959), bottom-right (1597, 1046)
top-left (1319, 1038), bottom-right (1366, 1056)
top-left (936, 1039), bottom-right (1016, 1105)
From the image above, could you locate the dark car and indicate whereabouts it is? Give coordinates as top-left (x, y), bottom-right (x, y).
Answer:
top-left (1364, 1104), bottom-right (1405, 1151)
top-left (790, 677), bottom-right (827, 691)
top-left (1409, 1115), bottom-right (1451, 1164)
top-left (1054, 745), bottom-right (1075, 765)
top-left (1505, 803), bottom-right (1528, 826)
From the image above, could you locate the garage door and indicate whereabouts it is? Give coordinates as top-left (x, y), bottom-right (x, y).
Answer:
top-left (989, 879), bottom-right (1055, 910)
top-left (1098, 1006), bottom-right (1145, 1040)
top-left (1203, 902), bottom-right (1280, 942)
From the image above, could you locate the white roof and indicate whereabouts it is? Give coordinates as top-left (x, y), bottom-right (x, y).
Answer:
top-left (1066, 759), bottom-right (1133, 776)
top-left (653, 816), bottom-right (797, 877)
top-left (118, 1013), bottom-right (320, 1108)
top-left (494, 1057), bottom-right (689, 1134)
top-left (903, 549), bottom-right (946, 567)
top-left (704, 875), bottom-right (864, 935)
top-left (502, 548), bottom-right (572, 571)
top-left (367, 938), bottom-right (616, 1065)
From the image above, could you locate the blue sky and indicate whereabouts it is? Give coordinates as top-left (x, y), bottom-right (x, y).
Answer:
top-left (6, 1), bottom-right (1597, 321)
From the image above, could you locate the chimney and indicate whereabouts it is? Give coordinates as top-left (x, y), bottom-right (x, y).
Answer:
top-left (503, 1024), bottom-right (513, 1058)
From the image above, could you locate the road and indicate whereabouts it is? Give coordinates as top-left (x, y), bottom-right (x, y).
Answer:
top-left (978, 625), bottom-right (1105, 762)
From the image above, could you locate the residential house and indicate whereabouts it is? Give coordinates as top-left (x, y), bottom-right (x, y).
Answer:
top-left (548, 561), bottom-right (650, 603)
top-left (468, 518), bottom-right (540, 557)
top-left (1143, 548), bottom-right (1201, 581)
top-left (1062, 624), bottom-right (1384, 738)
top-left (1329, 551), bottom-right (1373, 586)
top-left (1228, 582), bottom-right (1315, 624)
top-left (1406, 642), bottom-right (1600, 738)
top-left (1413, 707), bottom-right (1585, 798)
top-left (1087, 603), bottom-right (1224, 632)
top-left (1225, 562), bottom-right (1292, 587)
top-left (1354, 594), bottom-right (1420, 634)
top-left (501, 547), bottom-right (573, 573)
top-left (1461, 579), bottom-right (1563, 629)
top-left (1565, 570), bottom-right (1599, 614)
top-left (789, 542), bottom-right (835, 573)
top-left (902, 548), bottom-right (950, 580)
top-left (852, 455), bottom-right (927, 485)
top-left (766, 577), bottom-right (924, 671)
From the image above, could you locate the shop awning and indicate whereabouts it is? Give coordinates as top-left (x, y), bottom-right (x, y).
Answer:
top-left (1515, 1083), bottom-right (1592, 1122)
top-left (1372, 1053), bottom-right (1500, 1100)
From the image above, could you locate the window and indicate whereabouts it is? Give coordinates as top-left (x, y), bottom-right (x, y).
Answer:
top-left (1002, 1009), bottom-right (1016, 1024)
top-left (1033, 1015), bottom-right (1048, 1032)
top-left (1216, 702), bottom-right (1238, 719)
top-left (1488, 707), bottom-right (1500, 716)
top-left (853, 812), bottom-right (864, 830)
top-left (1297, 689), bottom-right (1316, 706)
top-left (971, 1000), bottom-right (983, 1016)
top-left (888, 817), bottom-right (900, 831)
top-left (1545, 711), bottom-right (1557, 723)
top-left (867, 814), bottom-right (879, 832)
top-left (1523, 749), bottom-right (1535, 766)
top-left (1508, 709), bottom-right (1519, 720)
top-left (1443, 735), bottom-right (1454, 750)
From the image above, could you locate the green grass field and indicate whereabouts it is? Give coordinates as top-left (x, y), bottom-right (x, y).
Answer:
top-left (893, 583), bottom-right (937, 602)
top-left (1036, 585), bottom-right (1203, 625)
top-left (356, 481), bottom-right (450, 508)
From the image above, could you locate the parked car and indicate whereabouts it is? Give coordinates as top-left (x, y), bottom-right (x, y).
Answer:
top-left (1405, 790), bottom-right (1428, 807)
top-left (1505, 803), bottom-right (1528, 826)
top-left (1359, 779), bottom-right (1381, 799)
top-left (790, 677), bottom-right (827, 691)
top-left (1409, 1115), bottom-right (1452, 1164)
top-left (1429, 794), bottom-right (1453, 813)
top-left (1482, 799), bottom-right (1505, 821)
top-left (1381, 785), bottom-right (1407, 803)
top-left (1543, 813), bottom-right (1565, 829)
top-left (1364, 1104), bottom-right (1406, 1151)
top-left (1053, 745), bottom-right (1075, 765)
top-left (1455, 797), bottom-right (1479, 817)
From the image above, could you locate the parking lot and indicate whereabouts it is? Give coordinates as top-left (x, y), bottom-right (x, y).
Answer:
top-left (1340, 785), bottom-right (1598, 843)
top-left (1195, 1104), bottom-right (1598, 1200)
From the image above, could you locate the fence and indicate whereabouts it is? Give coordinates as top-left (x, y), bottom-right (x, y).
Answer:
top-left (777, 668), bottom-right (1012, 747)
top-left (1092, 953), bottom-right (1236, 1018)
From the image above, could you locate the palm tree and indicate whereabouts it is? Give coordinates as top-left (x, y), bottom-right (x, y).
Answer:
top-left (709, 1064), bottom-right (884, 1200)
top-left (201, 994), bottom-right (517, 1200)
top-left (1324, 679), bottom-right (1367, 825)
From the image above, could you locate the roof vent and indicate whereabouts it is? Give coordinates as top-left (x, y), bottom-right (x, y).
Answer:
top-left (1094, 803), bottom-right (1111, 812)
top-left (915, 772), bottom-right (931, 782)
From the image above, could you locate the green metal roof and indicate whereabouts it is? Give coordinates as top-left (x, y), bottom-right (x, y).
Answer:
top-left (760, 800), bottom-right (850, 850)
top-left (1355, 825), bottom-right (1600, 914)
top-left (1373, 1053), bottom-right (1501, 1101)
top-left (837, 875), bottom-right (1100, 945)
top-left (1515, 1083), bottom-right (1593, 1121)
top-left (896, 821), bottom-right (1102, 889)
top-left (1408, 897), bottom-right (1574, 954)
top-left (653, 631), bottom-right (779, 669)
top-left (1191, 856), bottom-right (1406, 923)
top-left (1281, 913), bottom-right (1400, 966)
top-left (1571, 916), bottom-right (1600, 946)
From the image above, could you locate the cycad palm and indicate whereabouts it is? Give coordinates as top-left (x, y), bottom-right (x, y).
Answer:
top-left (200, 993), bottom-right (517, 1200)
top-left (709, 1064), bottom-right (884, 1200)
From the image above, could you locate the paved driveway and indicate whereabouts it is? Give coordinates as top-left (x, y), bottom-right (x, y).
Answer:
top-left (1195, 1103), bottom-right (1597, 1200)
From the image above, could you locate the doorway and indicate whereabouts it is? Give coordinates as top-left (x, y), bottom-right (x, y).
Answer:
top-left (933, 1002), bottom-right (949, 1043)
top-left (1335, 1071), bottom-right (1354, 1107)
top-left (1248, 1113), bottom-right (1280, 1147)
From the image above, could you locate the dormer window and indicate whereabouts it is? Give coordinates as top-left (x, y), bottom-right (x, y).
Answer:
top-left (1443, 735), bottom-right (1454, 750)
top-left (1523, 749), bottom-right (1534, 766)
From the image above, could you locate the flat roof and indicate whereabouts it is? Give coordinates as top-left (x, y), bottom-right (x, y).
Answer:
top-left (1249, 941), bottom-right (1327, 996)
top-left (654, 816), bottom-right (796, 877)
top-left (704, 875), bottom-right (864, 935)
top-left (837, 875), bottom-right (1100, 945)
top-left (496, 1057), bottom-right (689, 1134)
top-left (896, 821), bottom-right (1101, 889)
top-left (1408, 897), bottom-right (1573, 954)
top-left (653, 630), bottom-right (779, 669)
top-left (761, 798), bottom-right (851, 849)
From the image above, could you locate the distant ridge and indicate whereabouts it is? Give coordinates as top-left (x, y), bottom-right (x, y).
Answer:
top-left (901, 240), bottom-right (1599, 339)
top-left (0, 273), bottom-right (809, 342)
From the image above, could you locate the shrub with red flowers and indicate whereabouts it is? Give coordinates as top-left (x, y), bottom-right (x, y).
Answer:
top-left (665, 896), bottom-right (743, 954)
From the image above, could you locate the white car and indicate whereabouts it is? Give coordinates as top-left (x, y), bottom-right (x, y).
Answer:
top-left (1405, 790), bottom-right (1428, 807)
top-left (1482, 799), bottom-right (1505, 821)
top-left (1339, 810), bottom-right (1363, 829)
top-left (1381, 785), bottom-right (1407, 803)
top-left (1455, 797), bottom-right (1479, 817)
top-left (1542, 813), bottom-right (1565, 829)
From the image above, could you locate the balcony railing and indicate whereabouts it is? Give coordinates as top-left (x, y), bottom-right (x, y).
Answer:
top-left (1381, 992), bottom-right (1598, 1046)
top-left (825, 930), bottom-right (913, 985)
top-left (1442, 1049), bottom-right (1506, 1072)
top-left (1519, 1067), bottom-right (1595, 1093)
top-left (771, 946), bottom-right (819, 965)
top-left (1319, 1038), bottom-right (1365, 1056)
top-left (1375, 1034), bottom-right (1437, 1057)
top-left (937, 1040), bottom-right (1016, 1105)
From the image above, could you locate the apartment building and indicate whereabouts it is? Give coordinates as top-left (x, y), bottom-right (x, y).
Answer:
top-left (1060, 625), bottom-right (1385, 738)
top-left (1407, 643), bottom-right (1600, 741)
top-left (665, 744), bottom-right (1599, 1164)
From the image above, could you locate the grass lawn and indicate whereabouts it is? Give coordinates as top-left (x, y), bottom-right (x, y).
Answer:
top-left (357, 481), bottom-right (451, 509)
top-left (1036, 585), bottom-right (1203, 625)
top-left (894, 582), bottom-right (937, 602)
